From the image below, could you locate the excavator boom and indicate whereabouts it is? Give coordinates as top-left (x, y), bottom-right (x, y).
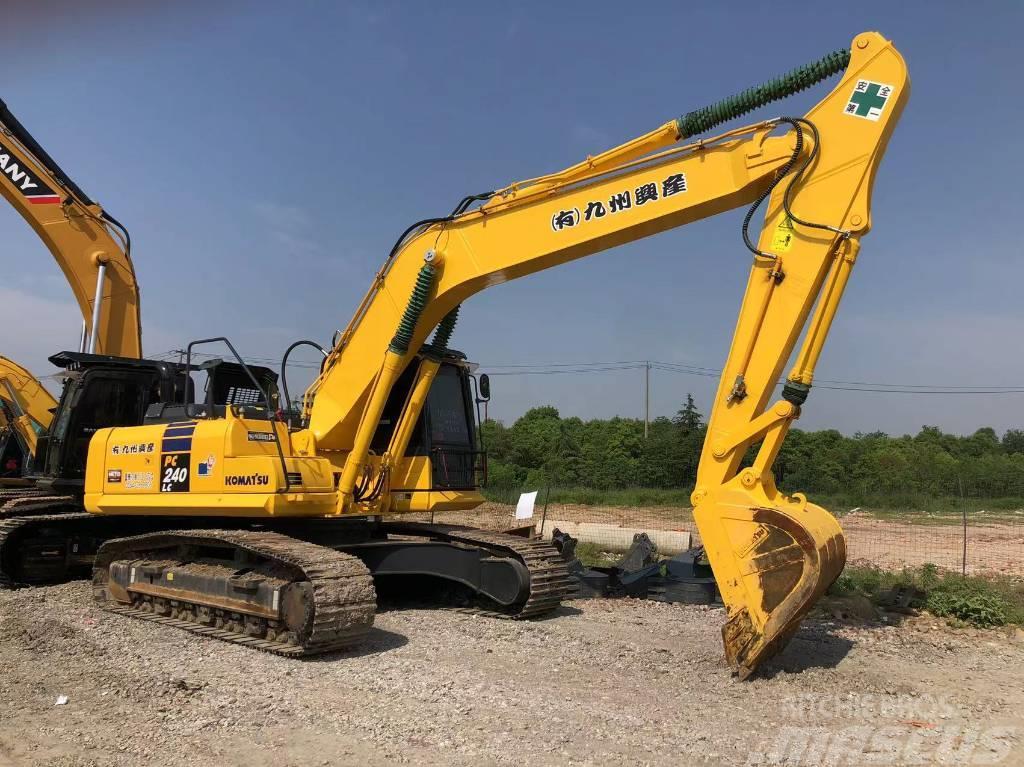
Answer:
top-left (0, 355), bottom-right (56, 462)
top-left (0, 99), bottom-right (141, 358)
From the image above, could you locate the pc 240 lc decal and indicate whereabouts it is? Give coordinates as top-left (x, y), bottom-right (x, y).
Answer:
top-left (160, 453), bottom-right (190, 492)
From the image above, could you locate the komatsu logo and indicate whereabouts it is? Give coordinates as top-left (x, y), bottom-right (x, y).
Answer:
top-left (226, 473), bottom-right (271, 487)
top-left (0, 139), bottom-right (60, 204)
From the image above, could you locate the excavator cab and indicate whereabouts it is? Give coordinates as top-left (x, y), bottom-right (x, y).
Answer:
top-left (34, 352), bottom-right (193, 492)
top-left (370, 351), bottom-right (486, 493)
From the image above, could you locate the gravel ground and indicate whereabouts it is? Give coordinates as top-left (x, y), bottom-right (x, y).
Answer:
top-left (2, 582), bottom-right (1023, 766)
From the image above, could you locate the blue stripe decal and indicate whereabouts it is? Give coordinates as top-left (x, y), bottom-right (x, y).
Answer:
top-left (168, 421), bottom-right (197, 427)
top-left (164, 426), bottom-right (196, 437)
top-left (161, 437), bottom-right (193, 453)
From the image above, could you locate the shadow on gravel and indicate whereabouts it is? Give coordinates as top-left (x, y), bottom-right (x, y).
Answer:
top-left (374, 602), bottom-right (584, 620)
top-left (756, 620), bottom-right (855, 678)
top-left (310, 628), bottom-right (409, 662)
top-left (530, 604), bottom-right (583, 620)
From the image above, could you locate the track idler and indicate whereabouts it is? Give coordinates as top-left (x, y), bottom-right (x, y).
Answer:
top-left (693, 476), bottom-right (845, 679)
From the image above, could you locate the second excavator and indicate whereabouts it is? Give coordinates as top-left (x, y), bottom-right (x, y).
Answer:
top-left (0, 355), bottom-right (56, 479)
top-left (4, 32), bottom-right (908, 678)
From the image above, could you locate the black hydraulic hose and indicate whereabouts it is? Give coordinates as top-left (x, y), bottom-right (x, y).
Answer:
top-left (101, 211), bottom-right (132, 258)
top-left (451, 191), bottom-right (495, 216)
top-left (740, 118), bottom-right (804, 260)
top-left (280, 339), bottom-right (329, 415)
top-left (380, 190), bottom-right (495, 277)
top-left (780, 118), bottom-right (845, 236)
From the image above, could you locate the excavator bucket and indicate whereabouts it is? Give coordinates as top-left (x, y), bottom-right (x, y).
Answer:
top-left (693, 488), bottom-right (846, 679)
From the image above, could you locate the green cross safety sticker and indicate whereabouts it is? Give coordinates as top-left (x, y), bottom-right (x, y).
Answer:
top-left (843, 80), bottom-right (894, 121)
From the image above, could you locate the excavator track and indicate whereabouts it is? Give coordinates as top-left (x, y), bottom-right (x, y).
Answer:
top-left (381, 523), bottom-right (572, 619)
top-left (0, 487), bottom-right (46, 499)
top-left (0, 494), bottom-right (76, 517)
top-left (93, 529), bottom-right (377, 656)
top-left (0, 511), bottom-right (93, 587)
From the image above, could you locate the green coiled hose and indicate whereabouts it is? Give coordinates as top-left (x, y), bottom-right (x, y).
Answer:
top-left (389, 262), bottom-right (436, 355)
top-left (676, 48), bottom-right (851, 139)
top-left (431, 305), bottom-right (460, 351)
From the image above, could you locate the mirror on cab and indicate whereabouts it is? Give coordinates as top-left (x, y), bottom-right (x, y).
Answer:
top-left (478, 373), bottom-right (491, 402)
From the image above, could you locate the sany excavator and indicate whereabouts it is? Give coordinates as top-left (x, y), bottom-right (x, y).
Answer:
top-left (0, 95), bottom-right (281, 551)
top-left (0, 356), bottom-right (57, 480)
top-left (3, 32), bottom-right (906, 677)
top-left (0, 93), bottom-right (142, 502)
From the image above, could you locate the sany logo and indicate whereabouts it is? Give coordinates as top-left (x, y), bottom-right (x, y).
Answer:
top-left (0, 139), bottom-right (60, 204)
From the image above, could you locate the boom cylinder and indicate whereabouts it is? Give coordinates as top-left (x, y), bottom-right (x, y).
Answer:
top-left (87, 261), bottom-right (107, 355)
top-left (337, 350), bottom-right (406, 505)
top-left (336, 255), bottom-right (440, 509)
top-left (385, 358), bottom-right (441, 466)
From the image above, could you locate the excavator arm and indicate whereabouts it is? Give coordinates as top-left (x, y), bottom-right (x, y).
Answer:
top-left (0, 355), bottom-right (57, 459)
top-left (0, 100), bottom-right (141, 358)
top-left (303, 31), bottom-right (908, 674)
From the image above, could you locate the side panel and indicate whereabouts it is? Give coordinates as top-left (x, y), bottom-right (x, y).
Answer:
top-left (85, 417), bottom-right (338, 517)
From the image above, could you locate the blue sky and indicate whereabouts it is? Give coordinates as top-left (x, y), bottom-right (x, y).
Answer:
top-left (3, 1), bottom-right (1022, 435)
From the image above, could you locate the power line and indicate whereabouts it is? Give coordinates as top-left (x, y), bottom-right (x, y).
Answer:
top-left (147, 349), bottom-right (1024, 396)
top-left (482, 359), bottom-right (1024, 395)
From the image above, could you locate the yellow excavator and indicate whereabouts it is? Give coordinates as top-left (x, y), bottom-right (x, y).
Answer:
top-left (0, 355), bottom-right (57, 479)
top-left (0, 92), bottom-right (142, 486)
top-left (6, 32), bottom-right (906, 677)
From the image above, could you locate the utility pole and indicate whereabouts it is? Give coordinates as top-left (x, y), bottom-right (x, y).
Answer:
top-left (644, 361), bottom-right (650, 438)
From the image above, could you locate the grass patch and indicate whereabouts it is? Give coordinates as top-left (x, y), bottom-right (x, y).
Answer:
top-left (574, 542), bottom-right (620, 568)
top-left (830, 563), bottom-right (1024, 628)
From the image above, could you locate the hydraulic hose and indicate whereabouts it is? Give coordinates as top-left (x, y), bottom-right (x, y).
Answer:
top-left (389, 262), bottom-right (437, 355)
top-left (676, 48), bottom-right (850, 139)
top-left (422, 305), bottom-right (460, 359)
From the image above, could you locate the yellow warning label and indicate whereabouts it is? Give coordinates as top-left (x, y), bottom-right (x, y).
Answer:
top-left (771, 216), bottom-right (796, 253)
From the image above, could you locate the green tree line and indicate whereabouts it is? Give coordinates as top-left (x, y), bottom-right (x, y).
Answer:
top-left (481, 395), bottom-right (1024, 504)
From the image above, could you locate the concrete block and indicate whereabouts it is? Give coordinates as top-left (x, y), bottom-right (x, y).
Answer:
top-left (536, 519), bottom-right (691, 554)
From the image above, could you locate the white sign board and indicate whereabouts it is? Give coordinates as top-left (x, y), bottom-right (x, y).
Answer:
top-left (515, 491), bottom-right (538, 520)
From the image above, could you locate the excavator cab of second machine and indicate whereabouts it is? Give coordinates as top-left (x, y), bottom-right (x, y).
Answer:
top-left (33, 352), bottom-right (281, 494)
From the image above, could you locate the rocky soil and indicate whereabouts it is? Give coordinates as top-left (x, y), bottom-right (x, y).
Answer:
top-left (1, 582), bottom-right (1023, 766)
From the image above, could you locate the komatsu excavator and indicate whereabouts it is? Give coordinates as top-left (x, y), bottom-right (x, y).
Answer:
top-left (3, 32), bottom-right (907, 677)
top-left (0, 355), bottom-right (57, 478)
